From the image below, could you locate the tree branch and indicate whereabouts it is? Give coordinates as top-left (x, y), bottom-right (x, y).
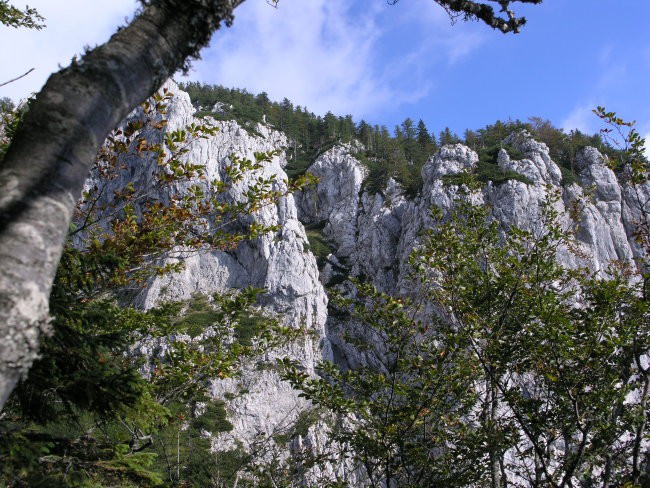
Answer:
top-left (0, 68), bottom-right (35, 88)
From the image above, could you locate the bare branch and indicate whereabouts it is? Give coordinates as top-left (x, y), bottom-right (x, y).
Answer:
top-left (0, 68), bottom-right (35, 88)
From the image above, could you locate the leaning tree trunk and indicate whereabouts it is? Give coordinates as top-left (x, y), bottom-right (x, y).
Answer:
top-left (0, 0), bottom-right (245, 409)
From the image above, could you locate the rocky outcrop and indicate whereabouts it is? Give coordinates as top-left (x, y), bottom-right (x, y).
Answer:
top-left (299, 131), bottom-right (648, 298)
top-left (292, 134), bottom-right (650, 387)
top-left (296, 144), bottom-right (367, 258)
top-left (499, 130), bottom-right (563, 186)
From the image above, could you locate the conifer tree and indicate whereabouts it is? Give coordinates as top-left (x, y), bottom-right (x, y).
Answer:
top-left (416, 119), bottom-right (432, 148)
top-left (439, 126), bottom-right (461, 146)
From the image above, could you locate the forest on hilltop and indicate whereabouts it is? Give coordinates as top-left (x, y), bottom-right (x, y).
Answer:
top-left (180, 82), bottom-right (624, 194)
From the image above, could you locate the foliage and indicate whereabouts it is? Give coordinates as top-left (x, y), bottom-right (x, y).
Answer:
top-left (414, 194), bottom-right (650, 487)
top-left (282, 281), bottom-right (485, 487)
top-left (0, 262), bottom-right (295, 487)
top-left (594, 106), bottom-right (650, 186)
top-left (143, 398), bottom-right (234, 487)
top-left (0, 97), bottom-right (14, 111)
top-left (304, 222), bottom-right (333, 268)
top-left (285, 180), bottom-right (650, 487)
top-left (442, 158), bottom-right (533, 187)
top-left (0, 1), bottom-right (44, 30)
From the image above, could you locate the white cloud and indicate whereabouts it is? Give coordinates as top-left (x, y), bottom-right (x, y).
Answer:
top-left (561, 103), bottom-right (598, 134)
top-left (187, 0), bottom-right (392, 116)
top-left (185, 0), bottom-right (486, 118)
top-left (0, 0), bottom-right (138, 101)
top-left (0, 0), bottom-right (488, 119)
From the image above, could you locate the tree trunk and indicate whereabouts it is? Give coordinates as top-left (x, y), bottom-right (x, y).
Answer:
top-left (632, 369), bottom-right (650, 485)
top-left (489, 376), bottom-right (502, 488)
top-left (0, 0), bottom-right (245, 409)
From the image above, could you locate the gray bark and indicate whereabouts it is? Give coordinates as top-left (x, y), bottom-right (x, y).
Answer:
top-left (0, 0), bottom-right (245, 409)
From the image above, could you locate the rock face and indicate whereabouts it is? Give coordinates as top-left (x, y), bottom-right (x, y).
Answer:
top-left (304, 135), bottom-right (646, 298)
top-left (82, 81), bottom-right (330, 456)
top-left (296, 144), bottom-right (367, 258)
top-left (91, 83), bottom-right (650, 484)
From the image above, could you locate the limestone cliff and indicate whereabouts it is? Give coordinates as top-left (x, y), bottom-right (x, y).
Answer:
top-left (297, 130), bottom-right (649, 377)
top-left (303, 131), bottom-right (646, 292)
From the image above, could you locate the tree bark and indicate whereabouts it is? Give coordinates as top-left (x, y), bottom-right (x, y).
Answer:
top-left (488, 375), bottom-right (502, 488)
top-left (0, 0), bottom-right (245, 409)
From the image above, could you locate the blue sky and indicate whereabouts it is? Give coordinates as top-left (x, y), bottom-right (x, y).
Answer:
top-left (2, 0), bottom-right (650, 144)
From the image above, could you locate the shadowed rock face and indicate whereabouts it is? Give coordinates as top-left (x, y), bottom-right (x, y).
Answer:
top-left (92, 82), bottom-right (649, 482)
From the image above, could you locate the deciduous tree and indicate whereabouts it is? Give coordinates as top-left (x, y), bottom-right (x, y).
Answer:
top-left (285, 184), bottom-right (650, 486)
